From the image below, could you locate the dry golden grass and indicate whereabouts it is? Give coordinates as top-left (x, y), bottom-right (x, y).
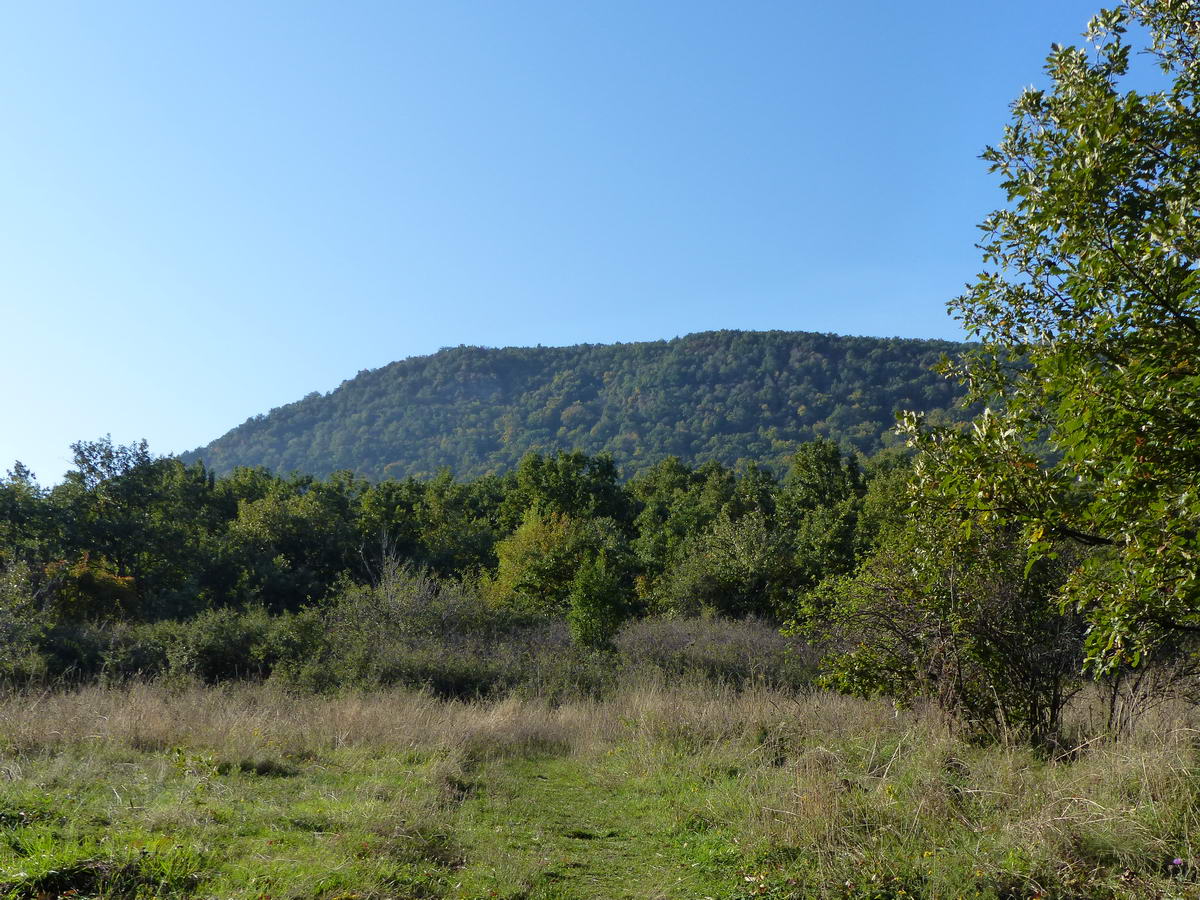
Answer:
top-left (0, 678), bottom-right (899, 760)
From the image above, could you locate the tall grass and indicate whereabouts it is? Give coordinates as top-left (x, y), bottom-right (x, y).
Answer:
top-left (1, 679), bottom-right (1198, 897)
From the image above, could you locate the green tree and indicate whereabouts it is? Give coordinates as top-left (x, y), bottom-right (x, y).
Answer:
top-left (566, 551), bottom-right (627, 649)
top-left (410, 470), bottom-right (501, 574)
top-left (777, 439), bottom-right (862, 516)
top-left (629, 458), bottom-right (738, 606)
top-left (907, 1), bottom-right (1200, 670)
top-left (777, 440), bottom-right (865, 596)
top-left (811, 509), bottom-right (1085, 745)
top-left (0, 559), bottom-right (51, 679)
top-left (48, 440), bottom-right (226, 618)
top-left (0, 463), bottom-right (51, 562)
top-left (221, 472), bottom-right (363, 610)
top-left (485, 506), bottom-right (632, 616)
top-left (53, 437), bottom-right (156, 582)
top-left (500, 450), bottom-right (631, 531)
top-left (485, 506), bottom-right (581, 614)
top-left (690, 507), bottom-right (795, 618)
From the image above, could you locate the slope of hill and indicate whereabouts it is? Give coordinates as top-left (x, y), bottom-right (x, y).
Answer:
top-left (182, 330), bottom-right (970, 479)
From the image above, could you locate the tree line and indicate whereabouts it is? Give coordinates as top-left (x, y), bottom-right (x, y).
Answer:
top-left (0, 428), bottom-right (1166, 746)
top-left (0, 438), bottom-right (880, 636)
top-left (0, 438), bottom-right (873, 700)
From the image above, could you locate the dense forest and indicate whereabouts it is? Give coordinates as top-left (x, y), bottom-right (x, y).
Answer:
top-left (0, 438), bottom-right (889, 692)
top-left (181, 330), bottom-right (972, 480)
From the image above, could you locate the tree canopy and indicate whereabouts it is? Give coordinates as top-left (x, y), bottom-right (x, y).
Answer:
top-left (908, 0), bottom-right (1200, 670)
top-left (182, 330), bottom-right (971, 481)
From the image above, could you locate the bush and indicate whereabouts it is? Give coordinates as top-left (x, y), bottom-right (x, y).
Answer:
top-left (259, 608), bottom-right (333, 691)
top-left (0, 560), bottom-right (49, 682)
top-left (12, 554), bottom-right (823, 701)
top-left (614, 616), bottom-right (817, 691)
top-left (160, 606), bottom-right (273, 683)
top-left (98, 620), bottom-right (172, 679)
top-left (811, 513), bottom-right (1085, 746)
top-left (566, 552), bottom-right (627, 649)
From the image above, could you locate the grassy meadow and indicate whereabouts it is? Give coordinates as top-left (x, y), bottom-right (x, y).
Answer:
top-left (1, 679), bottom-right (1198, 900)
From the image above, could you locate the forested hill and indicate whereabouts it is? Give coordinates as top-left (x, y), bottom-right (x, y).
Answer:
top-left (182, 330), bottom-right (971, 480)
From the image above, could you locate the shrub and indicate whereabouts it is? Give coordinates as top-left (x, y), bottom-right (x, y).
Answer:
top-left (0, 560), bottom-right (49, 682)
top-left (161, 606), bottom-right (273, 682)
top-left (98, 620), bottom-right (172, 679)
top-left (614, 616), bottom-right (817, 691)
top-left (566, 552), bottom-right (627, 649)
top-left (811, 512), bottom-right (1085, 745)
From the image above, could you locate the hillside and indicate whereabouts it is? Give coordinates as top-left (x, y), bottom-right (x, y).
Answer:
top-left (182, 330), bottom-right (971, 479)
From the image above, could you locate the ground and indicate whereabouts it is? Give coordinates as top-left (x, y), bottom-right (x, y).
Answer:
top-left (1, 682), bottom-right (1197, 899)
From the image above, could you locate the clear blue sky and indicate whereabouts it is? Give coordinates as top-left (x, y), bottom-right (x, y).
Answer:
top-left (3, 0), bottom-right (1109, 483)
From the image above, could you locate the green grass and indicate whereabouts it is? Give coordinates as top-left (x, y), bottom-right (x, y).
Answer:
top-left (454, 753), bottom-right (744, 898)
top-left (0, 742), bottom-right (740, 900)
top-left (0, 746), bottom-right (455, 899)
top-left (1, 682), bottom-right (1199, 899)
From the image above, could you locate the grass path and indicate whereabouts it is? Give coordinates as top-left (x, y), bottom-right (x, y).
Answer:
top-left (454, 754), bottom-right (744, 899)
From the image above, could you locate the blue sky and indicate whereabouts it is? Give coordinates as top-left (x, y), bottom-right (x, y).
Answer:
top-left (3, 0), bottom-right (1109, 482)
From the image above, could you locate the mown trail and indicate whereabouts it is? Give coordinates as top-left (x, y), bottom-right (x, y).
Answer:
top-left (454, 754), bottom-right (743, 899)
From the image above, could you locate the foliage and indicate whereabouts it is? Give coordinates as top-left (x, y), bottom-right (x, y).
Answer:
top-left (0, 560), bottom-right (49, 681)
top-left (181, 330), bottom-right (970, 480)
top-left (357, 470), bottom-right (502, 575)
top-left (628, 457), bottom-right (741, 606)
top-left (158, 605), bottom-right (274, 683)
top-left (44, 553), bottom-right (137, 621)
top-left (2, 433), bottom-right (883, 646)
top-left (906, 0), bottom-right (1200, 671)
top-left (778, 439), bottom-right (866, 594)
top-left (0, 463), bottom-right (50, 562)
top-left (671, 508), bottom-right (796, 619)
top-left (643, 444), bottom-right (868, 620)
top-left (810, 506), bottom-right (1085, 744)
top-left (219, 471), bottom-right (364, 611)
top-left (566, 551), bottom-right (628, 649)
top-left (502, 449), bottom-right (632, 529)
top-left (16, 425), bottom-right (1126, 747)
top-left (483, 507), bottom-right (589, 614)
top-left (483, 506), bottom-right (633, 616)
